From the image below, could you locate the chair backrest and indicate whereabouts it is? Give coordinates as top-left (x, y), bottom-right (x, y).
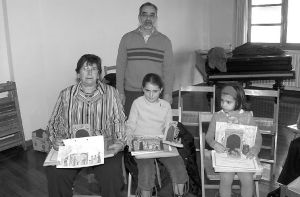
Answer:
top-left (244, 88), bottom-right (280, 182)
top-left (172, 107), bottom-right (182, 122)
top-left (103, 65), bottom-right (116, 75)
top-left (179, 85), bottom-right (216, 114)
top-left (178, 85), bottom-right (215, 152)
top-left (244, 88), bottom-right (280, 120)
top-left (102, 66), bottom-right (116, 88)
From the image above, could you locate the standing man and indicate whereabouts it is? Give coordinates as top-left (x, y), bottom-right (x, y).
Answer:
top-left (116, 2), bottom-right (174, 116)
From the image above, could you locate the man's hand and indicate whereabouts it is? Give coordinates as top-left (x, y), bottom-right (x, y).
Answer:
top-left (163, 94), bottom-right (172, 104)
top-left (119, 93), bottom-right (126, 105)
top-left (108, 142), bottom-right (124, 155)
top-left (52, 137), bottom-right (64, 151)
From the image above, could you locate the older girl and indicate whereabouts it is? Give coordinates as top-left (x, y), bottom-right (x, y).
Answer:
top-left (126, 73), bottom-right (188, 197)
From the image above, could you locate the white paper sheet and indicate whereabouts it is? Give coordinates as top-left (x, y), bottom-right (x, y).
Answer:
top-left (43, 135), bottom-right (114, 168)
top-left (56, 136), bottom-right (104, 168)
top-left (211, 150), bottom-right (261, 172)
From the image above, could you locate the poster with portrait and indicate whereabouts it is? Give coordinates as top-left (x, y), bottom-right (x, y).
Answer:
top-left (212, 122), bottom-right (261, 172)
top-left (215, 122), bottom-right (257, 154)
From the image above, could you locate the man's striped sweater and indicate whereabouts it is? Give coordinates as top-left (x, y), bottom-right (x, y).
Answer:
top-left (116, 28), bottom-right (174, 97)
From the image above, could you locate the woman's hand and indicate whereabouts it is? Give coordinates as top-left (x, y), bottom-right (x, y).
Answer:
top-left (52, 137), bottom-right (64, 151)
top-left (213, 141), bottom-right (227, 153)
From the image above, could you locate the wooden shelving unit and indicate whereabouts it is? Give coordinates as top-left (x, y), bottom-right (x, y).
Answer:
top-left (0, 81), bottom-right (26, 151)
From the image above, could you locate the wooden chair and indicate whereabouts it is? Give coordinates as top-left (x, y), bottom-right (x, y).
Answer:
top-left (178, 85), bottom-right (215, 152)
top-left (102, 66), bottom-right (116, 88)
top-left (126, 108), bottom-right (182, 197)
top-left (127, 84), bottom-right (216, 196)
top-left (198, 112), bottom-right (261, 197)
top-left (103, 65), bottom-right (116, 75)
top-left (179, 85), bottom-right (216, 113)
top-left (244, 88), bottom-right (280, 183)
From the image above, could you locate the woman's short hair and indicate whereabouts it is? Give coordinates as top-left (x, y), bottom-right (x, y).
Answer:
top-left (75, 54), bottom-right (102, 75)
top-left (142, 73), bottom-right (163, 89)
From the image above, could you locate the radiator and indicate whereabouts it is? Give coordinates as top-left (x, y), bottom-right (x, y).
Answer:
top-left (252, 50), bottom-right (300, 89)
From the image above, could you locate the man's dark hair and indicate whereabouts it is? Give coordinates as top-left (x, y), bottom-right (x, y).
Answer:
top-left (75, 54), bottom-right (102, 75)
top-left (139, 2), bottom-right (158, 15)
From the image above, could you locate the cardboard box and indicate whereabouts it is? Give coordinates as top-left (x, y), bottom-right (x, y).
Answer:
top-left (32, 129), bottom-right (50, 152)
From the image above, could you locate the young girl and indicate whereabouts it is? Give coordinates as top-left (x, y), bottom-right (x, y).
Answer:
top-left (126, 73), bottom-right (188, 197)
top-left (206, 83), bottom-right (262, 197)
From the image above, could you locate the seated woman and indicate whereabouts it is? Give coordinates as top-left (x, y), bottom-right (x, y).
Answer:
top-left (126, 73), bottom-right (188, 197)
top-left (44, 54), bottom-right (126, 197)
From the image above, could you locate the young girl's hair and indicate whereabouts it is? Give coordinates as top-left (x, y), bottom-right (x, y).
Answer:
top-left (221, 83), bottom-right (247, 110)
top-left (142, 73), bottom-right (164, 89)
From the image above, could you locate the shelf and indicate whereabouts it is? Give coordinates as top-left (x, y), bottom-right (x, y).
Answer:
top-left (0, 81), bottom-right (26, 151)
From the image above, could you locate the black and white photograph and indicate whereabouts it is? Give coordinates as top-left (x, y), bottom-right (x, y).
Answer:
top-left (1, 0), bottom-right (300, 197)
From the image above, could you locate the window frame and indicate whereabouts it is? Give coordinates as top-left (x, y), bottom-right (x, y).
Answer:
top-left (247, 0), bottom-right (300, 50)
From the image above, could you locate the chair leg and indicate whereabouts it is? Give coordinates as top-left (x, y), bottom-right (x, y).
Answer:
top-left (122, 155), bottom-right (127, 185)
top-left (128, 173), bottom-right (132, 197)
top-left (255, 181), bottom-right (260, 197)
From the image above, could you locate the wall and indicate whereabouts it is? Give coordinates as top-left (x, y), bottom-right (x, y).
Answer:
top-left (0, 1), bottom-right (11, 82)
top-left (1, 0), bottom-right (235, 140)
top-left (208, 0), bottom-right (235, 49)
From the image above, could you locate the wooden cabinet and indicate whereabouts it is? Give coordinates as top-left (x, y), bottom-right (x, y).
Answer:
top-left (0, 81), bottom-right (26, 151)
